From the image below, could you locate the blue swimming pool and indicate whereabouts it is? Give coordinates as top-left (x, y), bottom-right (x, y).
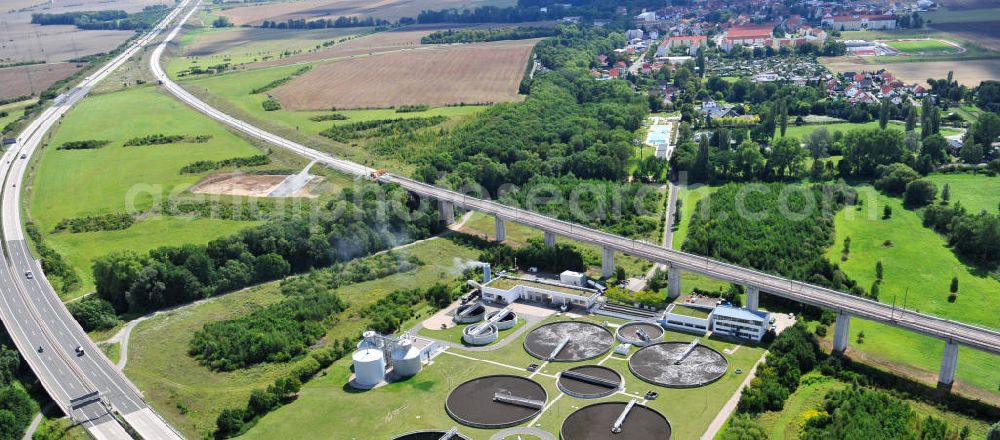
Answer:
top-left (647, 125), bottom-right (670, 144)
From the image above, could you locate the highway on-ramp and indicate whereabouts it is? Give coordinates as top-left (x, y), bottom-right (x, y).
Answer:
top-left (151, 2), bottom-right (1000, 359)
top-left (0, 1), bottom-right (192, 439)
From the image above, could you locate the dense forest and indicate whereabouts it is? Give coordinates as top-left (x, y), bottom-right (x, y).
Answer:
top-left (0, 339), bottom-right (36, 440)
top-left (802, 386), bottom-right (969, 439)
top-left (91, 183), bottom-right (443, 316)
top-left (683, 183), bottom-right (864, 294)
top-left (31, 5), bottom-right (168, 31)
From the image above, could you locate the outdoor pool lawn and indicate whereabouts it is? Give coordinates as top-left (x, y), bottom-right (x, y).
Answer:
top-left (780, 120), bottom-right (960, 140)
top-left (884, 39), bottom-right (958, 54)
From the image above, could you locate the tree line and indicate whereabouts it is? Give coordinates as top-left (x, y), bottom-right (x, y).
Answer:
top-left (179, 154), bottom-right (271, 174)
top-left (53, 212), bottom-right (134, 233)
top-left (31, 5), bottom-right (168, 31)
top-left (124, 133), bottom-right (212, 146)
top-left (421, 27), bottom-right (560, 44)
top-left (249, 66), bottom-right (311, 94)
top-left (259, 16), bottom-right (391, 30)
top-left (91, 183), bottom-right (443, 316)
top-left (319, 116), bottom-right (447, 143)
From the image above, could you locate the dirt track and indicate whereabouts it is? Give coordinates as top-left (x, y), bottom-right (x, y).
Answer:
top-left (271, 39), bottom-right (536, 110)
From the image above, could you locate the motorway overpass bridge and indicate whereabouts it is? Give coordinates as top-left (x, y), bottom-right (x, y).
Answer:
top-left (149, 1), bottom-right (1000, 391)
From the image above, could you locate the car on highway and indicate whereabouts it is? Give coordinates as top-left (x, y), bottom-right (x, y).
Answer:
top-left (25, 271), bottom-right (32, 279)
top-left (20, 153), bottom-right (27, 159)
top-left (75, 346), bottom-right (84, 356)
top-left (37, 346), bottom-right (43, 353)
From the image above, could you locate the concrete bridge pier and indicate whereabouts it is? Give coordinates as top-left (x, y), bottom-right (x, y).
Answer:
top-left (602, 247), bottom-right (614, 278)
top-left (833, 311), bottom-right (851, 354)
top-left (746, 286), bottom-right (759, 311)
top-left (439, 200), bottom-right (455, 225)
top-left (667, 265), bottom-right (681, 299)
top-left (543, 231), bottom-right (556, 247)
top-left (494, 216), bottom-right (506, 242)
top-left (937, 340), bottom-right (959, 390)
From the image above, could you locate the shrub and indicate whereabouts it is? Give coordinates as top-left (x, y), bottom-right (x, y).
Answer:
top-left (66, 296), bottom-right (119, 331)
top-left (179, 155), bottom-right (270, 174)
top-left (903, 180), bottom-right (937, 208)
top-left (262, 99), bottom-right (281, 111)
top-left (308, 113), bottom-right (348, 122)
top-left (58, 139), bottom-right (111, 150)
top-left (815, 324), bottom-right (827, 337)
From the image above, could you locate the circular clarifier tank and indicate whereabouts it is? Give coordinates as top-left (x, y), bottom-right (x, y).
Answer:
top-left (524, 321), bottom-right (613, 362)
top-left (629, 341), bottom-right (728, 388)
top-left (446, 375), bottom-right (547, 429)
top-left (560, 401), bottom-right (672, 440)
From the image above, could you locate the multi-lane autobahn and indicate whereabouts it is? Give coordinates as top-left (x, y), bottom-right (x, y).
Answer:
top-left (0, 1), bottom-right (191, 439)
top-left (150, 1), bottom-right (1000, 362)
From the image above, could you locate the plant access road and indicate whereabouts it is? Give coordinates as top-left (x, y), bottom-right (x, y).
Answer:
top-left (0, 1), bottom-right (192, 439)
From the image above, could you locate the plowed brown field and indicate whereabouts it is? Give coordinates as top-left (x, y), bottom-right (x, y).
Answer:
top-left (217, 0), bottom-right (515, 25)
top-left (0, 62), bottom-right (82, 100)
top-left (271, 39), bottom-right (536, 109)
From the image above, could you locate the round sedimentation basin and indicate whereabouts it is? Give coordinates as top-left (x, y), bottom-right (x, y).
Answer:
top-left (454, 303), bottom-right (486, 323)
top-left (524, 321), bottom-right (613, 362)
top-left (615, 321), bottom-right (665, 346)
top-left (391, 431), bottom-right (472, 440)
top-left (629, 342), bottom-right (728, 388)
top-left (560, 401), bottom-right (672, 440)
top-left (462, 323), bottom-right (498, 345)
top-left (446, 375), bottom-right (547, 428)
top-left (557, 365), bottom-right (622, 399)
top-left (488, 309), bottom-right (518, 330)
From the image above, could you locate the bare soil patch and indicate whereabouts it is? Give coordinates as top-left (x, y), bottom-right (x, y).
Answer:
top-left (272, 39), bottom-right (536, 109)
top-left (931, 21), bottom-right (1000, 52)
top-left (217, 0), bottom-right (515, 26)
top-left (821, 57), bottom-right (1000, 86)
top-left (0, 62), bottom-right (82, 99)
top-left (0, 0), bottom-right (160, 63)
top-left (190, 173), bottom-right (321, 198)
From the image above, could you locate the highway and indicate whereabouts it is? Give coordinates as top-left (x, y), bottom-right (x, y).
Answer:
top-left (151, 2), bottom-right (1000, 358)
top-left (0, 1), bottom-right (192, 439)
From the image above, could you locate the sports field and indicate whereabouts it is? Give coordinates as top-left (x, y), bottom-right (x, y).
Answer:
top-left (241, 312), bottom-right (765, 440)
top-left (28, 86), bottom-right (267, 297)
top-left (271, 39), bottom-right (537, 110)
top-left (824, 188), bottom-right (1000, 398)
top-left (883, 39), bottom-right (959, 54)
top-left (125, 236), bottom-right (481, 438)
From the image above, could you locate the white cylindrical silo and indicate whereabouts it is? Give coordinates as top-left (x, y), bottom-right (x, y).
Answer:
top-left (391, 339), bottom-right (422, 377)
top-left (352, 348), bottom-right (385, 387)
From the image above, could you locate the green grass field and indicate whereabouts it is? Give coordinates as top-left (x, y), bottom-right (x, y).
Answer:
top-left (884, 39), bottom-right (959, 54)
top-left (835, 28), bottom-right (999, 62)
top-left (0, 99), bottom-right (35, 135)
top-left (125, 236), bottom-right (481, 438)
top-left (28, 86), bottom-right (266, 298)
top-left (755, 372), bottom-right (992, 439)
top-left (780, 120), bottom-right (960, 140)
top-left (823, 188), bottom-right (1000, 397)
top-left (923, 173), bottom-right (1000, 214)
top-left (243, 312), bottom-right (766, 440)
